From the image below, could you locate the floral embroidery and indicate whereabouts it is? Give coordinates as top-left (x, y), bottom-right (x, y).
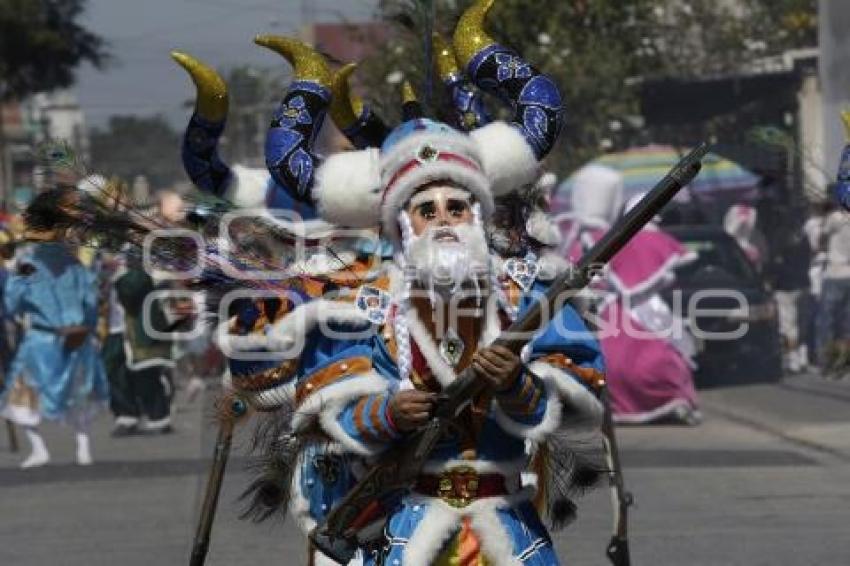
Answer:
top-left (495, 53), bottom-right (532, 82)
top-left (276, 95), bottom-right (312, 129)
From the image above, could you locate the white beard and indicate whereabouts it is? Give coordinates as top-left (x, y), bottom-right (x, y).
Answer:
top-left (405, 223), bottom-right (490, 298)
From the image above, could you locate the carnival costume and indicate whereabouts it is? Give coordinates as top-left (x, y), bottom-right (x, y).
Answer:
top-left (214, 2), bottom-right (607, 563)
top-left (172, 34), bottom-right (396, 566)
top-left (16, 0), bottom-right (606, 561)
top-left (0, 239), bottom-right (109, 467)
top-left (563, 165), bottom-right (700, 425)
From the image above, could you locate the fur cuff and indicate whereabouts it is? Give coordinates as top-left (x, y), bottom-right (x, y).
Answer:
top-left (291, 371), bottom-right (389, 456)
top-left (493, 361), bottom-right (603, 441)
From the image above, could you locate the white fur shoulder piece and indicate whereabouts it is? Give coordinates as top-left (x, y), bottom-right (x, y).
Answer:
top-left (313, 148), bottom-right (382, 228)
top-left (225, 164), bottom-right (272, 208)
top-left (471, 122), bottom-right (539, 198)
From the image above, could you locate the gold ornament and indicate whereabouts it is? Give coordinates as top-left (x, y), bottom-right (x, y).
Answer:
top-left (330, 63), bottom-right (365, 130)
top-left (841, 109), bottom-right (850, 142)
top-left (254, 35), bottom-right (332, 88)
top-left (170, 51), bottom-right (229, 123)
top-left (453, 0), bottom-right (497, 69)
top-left (402, 80), bottom-right (419, 105)
top-left (432, 32), bottom-right (460, 81)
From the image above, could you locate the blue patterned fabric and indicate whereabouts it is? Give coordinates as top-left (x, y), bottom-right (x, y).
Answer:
top-left (466, 44), bottom-right (564, 160)
top-left (443, 75), bottom-right (491, 132)
top-left (265, 80), bottom-right (331, 204)
top-left (1, 244), bottom-right (108, 420)
top-left (181, 113), bottom-right (233, 197)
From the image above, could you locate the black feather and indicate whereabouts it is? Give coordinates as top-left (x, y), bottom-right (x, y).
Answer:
top-left (540, 430), bottom-right (609, 532)
top-left (239, 404), bottom-right (302, 523)
top-left (549, 498), bottom-right (578, 531)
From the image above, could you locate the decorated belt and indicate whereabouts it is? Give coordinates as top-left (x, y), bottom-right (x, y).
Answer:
top-left (413, 466), bottom-right (515, 508)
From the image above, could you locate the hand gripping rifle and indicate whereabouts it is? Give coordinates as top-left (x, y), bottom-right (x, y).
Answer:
top-left (310, 143), bottom-right (710, 563)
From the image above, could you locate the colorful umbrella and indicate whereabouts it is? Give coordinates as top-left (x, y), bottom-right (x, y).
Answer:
top-left (553, 145), bottom-right (761, 211)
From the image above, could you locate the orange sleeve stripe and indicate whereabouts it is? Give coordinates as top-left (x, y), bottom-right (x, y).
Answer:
top-left (295, 356), bottom-right (372, 406)
top-left (353, 397), bottom-right (376, 441)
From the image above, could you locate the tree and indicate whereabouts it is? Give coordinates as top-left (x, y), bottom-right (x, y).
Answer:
top-left (0, 0), bottom-right (108, 206)
top-left (89, 115), bottom-right (183, 189)
top-left (220, 66), bottom-right (285, 165)
top-left (0, 0), bottom-right (108, 101)
top-left (354, 0), bottom-right (817, 176)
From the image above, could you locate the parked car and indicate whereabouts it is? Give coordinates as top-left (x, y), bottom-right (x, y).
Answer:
top-left (662, 225), bottom-right (783, 387)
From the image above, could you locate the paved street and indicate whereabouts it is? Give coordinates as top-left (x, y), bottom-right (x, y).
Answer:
top-left (2, 373), bottom-right (850, 566)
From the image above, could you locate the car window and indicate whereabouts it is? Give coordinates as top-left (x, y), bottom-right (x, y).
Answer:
top-left (677, 237), bottom-right (759, 284)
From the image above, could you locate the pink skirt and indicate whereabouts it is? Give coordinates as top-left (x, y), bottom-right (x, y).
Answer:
top-left (600, 301), bottom-right (699, 424)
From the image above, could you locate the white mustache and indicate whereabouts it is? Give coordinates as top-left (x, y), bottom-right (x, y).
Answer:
top-left (406, 223), bottom-right (489, 295)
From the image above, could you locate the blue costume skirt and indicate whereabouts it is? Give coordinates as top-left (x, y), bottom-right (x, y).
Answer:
top-left (1, 329), bottom-right (109, 425)
top-left (374, 494), bottom-right (559, 565)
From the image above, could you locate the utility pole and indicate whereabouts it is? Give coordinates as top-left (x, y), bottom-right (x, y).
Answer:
top-left (0, 111), bottom-right (9, 209)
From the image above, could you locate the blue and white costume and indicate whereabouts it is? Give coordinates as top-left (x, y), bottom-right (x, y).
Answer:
top-left (259, 3), bottom-right (605, 562)
top-left (283, 264), bottom-right (603, 565)
top-left (1, 243), bottom-right (108, 426)
top-left (181, 2), bottom-right (602, 564)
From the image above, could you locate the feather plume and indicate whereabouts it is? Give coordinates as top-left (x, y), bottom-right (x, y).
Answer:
top-left (239, 402), bottom-right (303, 523)
top-left (536, 430), bottom-right (609, 531)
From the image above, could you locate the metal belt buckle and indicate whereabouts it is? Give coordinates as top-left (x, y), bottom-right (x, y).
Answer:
top-left (438, 465), bottom-right (479, 508)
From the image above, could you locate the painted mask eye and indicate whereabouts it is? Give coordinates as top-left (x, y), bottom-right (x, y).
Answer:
top-left (447, 199), bottom-right (469, 217)
top-left (416, 201), bottom-right (437, 220)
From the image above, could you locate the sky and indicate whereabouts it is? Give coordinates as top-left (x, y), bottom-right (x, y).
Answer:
top-left (74, 0), bottom-right (378, 128)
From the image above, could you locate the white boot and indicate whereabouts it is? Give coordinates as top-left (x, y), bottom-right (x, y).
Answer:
top-left (788, 349), bottom-right (802, 373)
top-left (798, 345), bottom-right (810, 370)
top-left (21, 428), bottom-right (50, 469)
top-left (76, 432), bottom-right (93, 466)
top-left (185, 376), bottom-right (206, 403)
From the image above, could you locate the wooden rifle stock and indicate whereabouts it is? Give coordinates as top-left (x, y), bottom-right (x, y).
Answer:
top-left (189, 419), bottom-right (234, 566)
top-left (311, 143), bottom-right (710, 564)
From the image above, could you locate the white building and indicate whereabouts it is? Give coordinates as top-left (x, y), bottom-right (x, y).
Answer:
top-left (25, 90), bottom-right (89, 162)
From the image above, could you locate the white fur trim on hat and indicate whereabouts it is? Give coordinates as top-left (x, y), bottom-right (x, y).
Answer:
top-left (381, 159), bottom-right (493, 246)
top-left (313, 148), bottom-right (382, 229)
top-left (378, 130), bottom-right (494, 245)
top-left (471, 122), bottom-right (540, 197)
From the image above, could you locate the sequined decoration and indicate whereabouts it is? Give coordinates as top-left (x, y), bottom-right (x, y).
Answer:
top-left (265, 81), bottom-right (330, 203)
top-left (439, 327), bottom-right (465, 367)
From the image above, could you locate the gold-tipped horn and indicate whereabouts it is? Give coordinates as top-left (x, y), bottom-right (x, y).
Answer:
top-left (433, 32), bottom-right (460, 82)
top-left (254, 35), bottom-right (332, 88)
top-left (171, 51), bottom-right (229, 123)
top-left (453, 0), bottom-right (496, 69)
top-left (842, 109), bottom-right (850, 142)
top-left (330, 63), bottom-right (364, 130)
top-left (401, 81), bottom-right (424, 120)
top-left (402, 80), bottom-right (418, 105)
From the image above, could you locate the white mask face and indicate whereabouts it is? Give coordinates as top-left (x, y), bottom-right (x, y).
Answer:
top-left (404, 220), bottom-right (489, 298)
